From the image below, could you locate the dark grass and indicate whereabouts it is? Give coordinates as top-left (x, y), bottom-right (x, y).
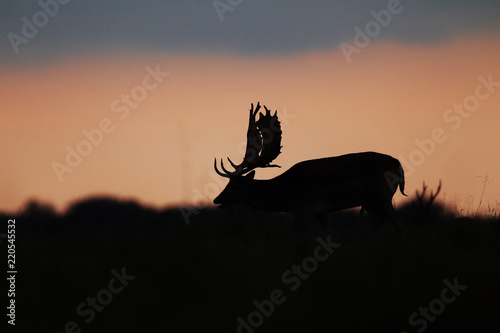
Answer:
top-left (2, 198), bottom-right (499, 333)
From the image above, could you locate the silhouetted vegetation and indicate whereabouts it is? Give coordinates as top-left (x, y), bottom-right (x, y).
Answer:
top-left (3, 195), bottom-right (499, 333)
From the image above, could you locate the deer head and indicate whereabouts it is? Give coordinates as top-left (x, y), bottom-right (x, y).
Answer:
top-left (213, 102), bottom-right (282, 208)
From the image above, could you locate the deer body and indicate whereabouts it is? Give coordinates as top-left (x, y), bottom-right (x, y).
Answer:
top-left (215, 152), bottom-right (406, 223)
top-left (213, 103), bottom-right (406, 228)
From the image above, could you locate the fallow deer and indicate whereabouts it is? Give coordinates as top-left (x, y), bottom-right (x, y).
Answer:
top-left (213, 102), bottom-right (407, 229)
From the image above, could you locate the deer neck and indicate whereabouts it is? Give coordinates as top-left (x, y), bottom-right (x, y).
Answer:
top-left (243, 177), bottom-right (288, 212)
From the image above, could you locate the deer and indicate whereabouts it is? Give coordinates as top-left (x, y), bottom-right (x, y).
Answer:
top-left (213, 102), bottom-right (407, 231)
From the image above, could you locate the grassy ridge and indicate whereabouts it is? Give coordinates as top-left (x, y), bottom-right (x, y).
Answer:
top-left (3, 198), bottom-right (499, 332)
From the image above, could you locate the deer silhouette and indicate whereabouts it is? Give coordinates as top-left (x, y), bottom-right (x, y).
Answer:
top-left (213, 102), bottom-right (407, 230)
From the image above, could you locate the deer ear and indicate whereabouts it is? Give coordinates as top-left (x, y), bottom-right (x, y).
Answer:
top-left (246, 170), bottom-right (256, 180)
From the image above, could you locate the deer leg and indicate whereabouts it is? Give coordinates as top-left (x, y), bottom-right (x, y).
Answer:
top-left (291, 211), bottom-right (317, 255)
top-left (363, 204), bottom-right (385, 227)
top-left (383, 201), bottom-right (402, 233)
top-left (293, 210), bottom-right (320, 237)
top-left (317, 211), bottom-right (331, 234)
top-left (364, 187), bottom-right (402, 231)
top-left (292, 211), bottom-right (307, 232)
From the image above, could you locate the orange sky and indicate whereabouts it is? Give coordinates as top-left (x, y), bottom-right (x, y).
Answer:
top-left (1, 35), bottom-right (499, 214)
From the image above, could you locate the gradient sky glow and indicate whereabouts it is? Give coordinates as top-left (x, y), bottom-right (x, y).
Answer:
top-left (1, 1), bottom-right (499, 213)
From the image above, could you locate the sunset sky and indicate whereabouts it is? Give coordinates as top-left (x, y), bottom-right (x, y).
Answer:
top-left (1, 0), bottom-right (499, 214)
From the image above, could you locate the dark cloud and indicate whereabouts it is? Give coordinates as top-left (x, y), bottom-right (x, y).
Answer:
top-left (1, 0), bottom-right (499, 65)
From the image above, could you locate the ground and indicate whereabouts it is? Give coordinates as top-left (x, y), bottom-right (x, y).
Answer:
top-left (3, 198), bottom-right (499, 332)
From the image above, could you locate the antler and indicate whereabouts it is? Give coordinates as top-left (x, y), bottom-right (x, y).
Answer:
top-left (214, 102), bottom-right (282, 178)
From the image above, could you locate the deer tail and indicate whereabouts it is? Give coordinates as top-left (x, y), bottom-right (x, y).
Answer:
top-left (398, 162), bottom-right (407, 196)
